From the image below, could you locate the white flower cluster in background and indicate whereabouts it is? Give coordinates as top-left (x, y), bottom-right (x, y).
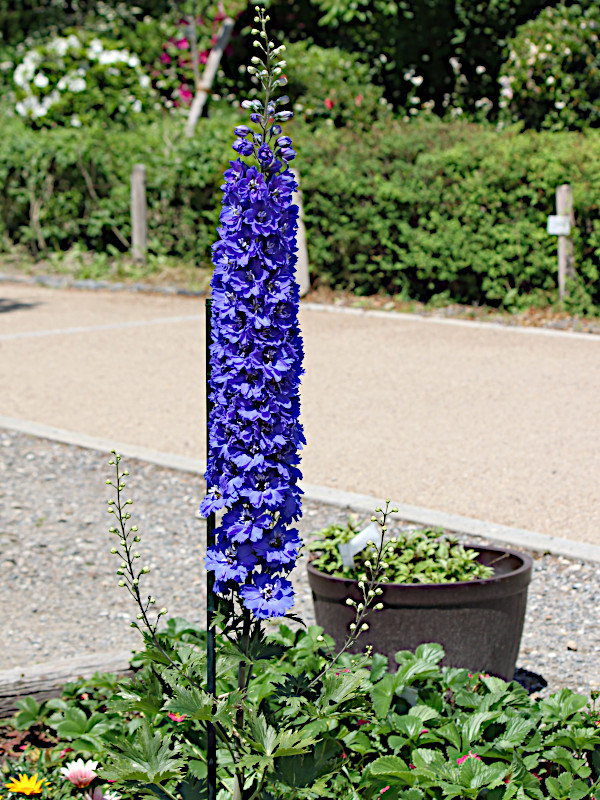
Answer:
top-left (12, 32), bottom-right (155, 126)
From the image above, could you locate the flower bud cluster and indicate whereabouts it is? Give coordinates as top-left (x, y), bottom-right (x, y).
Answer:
top-left (200, 9), bottom-right (303, 621)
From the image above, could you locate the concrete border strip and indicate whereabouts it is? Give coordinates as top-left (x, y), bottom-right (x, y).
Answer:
top-left (0, 415), bottom-right (205, 474)
top-left (302, 302), bottom-right (600, 342)
top-left (0, 314), bottom-right (203, 342)
top-left (2, 414), bottom-right (600, 565)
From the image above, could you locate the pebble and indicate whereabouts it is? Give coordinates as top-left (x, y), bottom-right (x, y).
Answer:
top-left (0, 429), bottom-right (599, 698)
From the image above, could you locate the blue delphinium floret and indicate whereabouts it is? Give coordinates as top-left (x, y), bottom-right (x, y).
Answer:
top-left (200, 22), bottom-right (304, 619)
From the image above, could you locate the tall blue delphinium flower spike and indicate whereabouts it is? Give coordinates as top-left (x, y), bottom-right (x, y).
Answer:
top-left (200, 9), bottom-right (304, 620)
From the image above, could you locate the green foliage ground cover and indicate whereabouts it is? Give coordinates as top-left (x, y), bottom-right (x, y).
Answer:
top-left (4, 623), bottom-right (600, 799)
top-left (2, 116), bottom-right (600, 310)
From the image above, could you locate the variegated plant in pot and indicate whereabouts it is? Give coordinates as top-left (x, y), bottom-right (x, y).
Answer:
top-left (306, 508), bottom-right (533, 680)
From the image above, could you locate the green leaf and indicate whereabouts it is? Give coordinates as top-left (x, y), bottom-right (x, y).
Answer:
top-left (370, 653), bottom-right (389, 683)
top-left (274, 738), bottom-right (340, 788)
top-left (370, 755), bottom-right (409, 776)
top-left (371, 673), bottom-right (399, 719)
top-left (101, 719), bottom-right (185, 783)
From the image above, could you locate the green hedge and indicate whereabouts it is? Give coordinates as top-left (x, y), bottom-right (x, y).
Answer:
top-left (296, 120), bottom-right (600, 307)
top-left (2, 116), bottom-right (600, 308)
top-left (0, 115), bottom-right (234, 263)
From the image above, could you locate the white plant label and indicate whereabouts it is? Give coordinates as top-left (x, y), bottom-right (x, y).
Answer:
top-left (547, 215), bottom-right (571, 236)
top-left (338, 522), bottom-right (383, 568)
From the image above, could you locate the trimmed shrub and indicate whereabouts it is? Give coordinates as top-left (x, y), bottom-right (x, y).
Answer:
top-left (499, 3), bottom-right (600, 131)
top-left (2, 116), bottom-right (600, 309)
top-left (0, 115), bottom-right (235, 261)
top-left (295, 119), bottom-right (600, 307)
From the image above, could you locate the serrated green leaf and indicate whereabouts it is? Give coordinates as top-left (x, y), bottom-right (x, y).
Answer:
top-left (274, 738), bottom-right (340, 788)
top-left (101, 719), bottom-right (184, 783)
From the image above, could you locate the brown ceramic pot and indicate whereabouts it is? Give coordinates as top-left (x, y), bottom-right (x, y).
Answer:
top-left (307, 544), bottom-right (533, 680)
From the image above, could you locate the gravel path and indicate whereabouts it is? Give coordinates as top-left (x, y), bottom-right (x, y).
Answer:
top-left (1, 428), bottom-right (599, 697)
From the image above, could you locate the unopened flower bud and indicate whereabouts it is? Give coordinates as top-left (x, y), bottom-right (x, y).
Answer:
top-left (134, 552), bottom-right (140, 558)
top-left (106, 479), bottom-right (112, 485)
top-left (110, 547), bottom-right (117, 554)
top-left (159, 607), bottom-right (168, 616)
top-left (141, 566), bottom-right (150, 574)
top-left (346, 598), bottom-right (355, 606)
top-left (137, 613), bottom-right (143, 620)
top-left (120, 562), bottom-right (127, 569)
top-left (109, 459), bottom-right (114, 465)
top-left (349, 623), bottom-right (356, 631)
top-left (251, 56), bottom-right (261, 64)
top-left (364, 561), bottom-right (371, 568)
top-left (392, 507), bottom-right (398, 513)
top-left (361, 623), bottom-right (369, 631)
top-left (118, 580), bottom-right (125, 587)
top-left (134, 536), bottom-right (141, 542)
top-left (371, 516), bottom-right (377, 521)
top-left (132, 579), bottom-right (139, 586)
top-left (375, 588), bottom-right (383, 595)
top-left (375, 603), bottom-right (384, 610)
top-left (251, 28), bottom-right (259, 34)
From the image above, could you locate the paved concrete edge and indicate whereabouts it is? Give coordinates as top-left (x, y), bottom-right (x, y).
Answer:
top-left (2, 414), bottom-right (600, 565)
top-left (0, 415), bottom-right (207, 475)
top-left (302, 302), bottom-right (600, 342)
top-left (1, 274), bottom-right (597, 340)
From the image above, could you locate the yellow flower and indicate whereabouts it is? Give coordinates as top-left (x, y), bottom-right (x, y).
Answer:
top-left (4, 774), bottom-right (46, 795)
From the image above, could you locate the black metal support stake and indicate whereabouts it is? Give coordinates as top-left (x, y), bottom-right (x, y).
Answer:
top-left (205, 298), bottom-right (217, 800)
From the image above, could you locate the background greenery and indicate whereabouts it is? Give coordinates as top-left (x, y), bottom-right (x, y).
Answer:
top-left (1, 0), bottom-right (600, 312)
top-left (2, 115), bottom-right (599, 310)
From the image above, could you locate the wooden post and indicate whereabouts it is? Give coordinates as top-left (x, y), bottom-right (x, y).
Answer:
top-left (291, 169), bottom-right (310, 297)
top-left (556, 184), bottom-right (575, 301)
top-left (185, 17), bottom-right (235, 138)
top-left (130, 164), bottom-right (147, 264)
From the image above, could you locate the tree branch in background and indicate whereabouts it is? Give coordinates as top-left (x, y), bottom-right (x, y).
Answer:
top-left (185, 16), bottom-right (235, 138)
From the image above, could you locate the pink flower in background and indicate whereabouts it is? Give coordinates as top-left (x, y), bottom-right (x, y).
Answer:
top-left (200, 50), bottom-right (210, 64)
top-left (420, 729), bottom-right (429, 735)
top-left (59, 748), bottom-right (74, 758)
top-left (355, 94), bottom-right (364, 106)
top-left (84, 788), bottom-right (121, 800)
top-left (160, 52), bottom-right (172, 64)
top-left (60, 759), bottom-right (98, 787)
top-left (175, 37), bottom-right (190, 50)
top-left (356, 719), bottom-right (369, 726)
top-left (457, 750), bottom-right (481, 766)
top-left (177, 84), bottom-right (194, 105)
top-left (324, 98), bottom-right (335, 110)
top-left (168, 712), bottom-right (186, 722)
top-left (380, 787), bottom-right (390, 794)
